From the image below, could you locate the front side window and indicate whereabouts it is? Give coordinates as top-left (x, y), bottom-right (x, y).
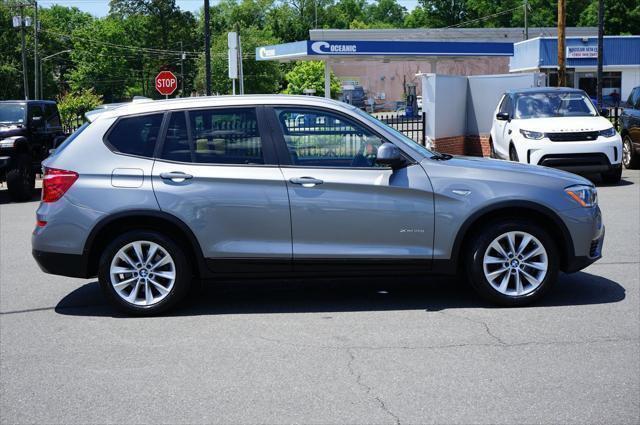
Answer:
top-left (498, 95), bottom-right (509, 114)
top-left (514, 92), bottom-right (597, 119)
top-left (276, 108), bottom-right (385, 168)
top-left (0, 103), bottom-right (26, 124)
top-left (161, 108), bottom-right (263, 165)
top-left (106, 113), bottom-right (163, 158)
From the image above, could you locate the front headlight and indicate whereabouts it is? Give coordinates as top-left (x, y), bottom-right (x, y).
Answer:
top-left (598, 127), bottom-right (616, 138)
top-left (520, 129), bottom-right (544, 140)
top-left (565, 184), bottom-right (597, 207)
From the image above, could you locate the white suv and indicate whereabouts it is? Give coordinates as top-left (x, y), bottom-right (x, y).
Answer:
top-left (489, 88), bottom-right (623, 183)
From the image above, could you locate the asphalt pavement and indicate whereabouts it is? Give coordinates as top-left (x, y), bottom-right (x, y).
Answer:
top-left (1, 170), bottom-right (639, 424)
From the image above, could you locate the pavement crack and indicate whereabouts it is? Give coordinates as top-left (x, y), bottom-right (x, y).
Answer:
top-left (438, 311), bottom-right (507, 346)
top-left (345, 348), bottom-right (401, 425)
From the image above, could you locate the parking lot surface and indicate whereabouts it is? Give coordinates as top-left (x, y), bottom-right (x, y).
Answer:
top-left (1, 170), bottom-right (639, 424)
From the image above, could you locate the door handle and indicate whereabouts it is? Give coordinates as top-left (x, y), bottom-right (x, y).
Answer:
top-left (160, 171), bottom-right (193, 182)
top-left (289, 176), bottom-right (324, 188)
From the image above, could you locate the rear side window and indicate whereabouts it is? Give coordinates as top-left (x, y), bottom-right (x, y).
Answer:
top-left (160, 108), bottom-right (263, 165)
top-left (106, 113), bottom-right (163, 157)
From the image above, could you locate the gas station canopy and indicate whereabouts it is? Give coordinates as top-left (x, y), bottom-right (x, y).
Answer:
top-left (256, 40), bottom-right (514, 62)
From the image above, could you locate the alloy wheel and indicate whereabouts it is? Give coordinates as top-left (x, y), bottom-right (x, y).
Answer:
top-left (623, 138), bottom-right (632, 167)
top-left (482, 231), bottom-right (548, 296)
top-left (109, 241), bottom-right (176, 306)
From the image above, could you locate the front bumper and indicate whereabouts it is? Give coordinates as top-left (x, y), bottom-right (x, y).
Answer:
top-left (513, 135), bottom-right (622, 173)
top-left (564, 225), bottom-right (605, 273)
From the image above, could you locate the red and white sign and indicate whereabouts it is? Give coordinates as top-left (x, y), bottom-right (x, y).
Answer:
top-left (155, 71), bottom-right (178, 96)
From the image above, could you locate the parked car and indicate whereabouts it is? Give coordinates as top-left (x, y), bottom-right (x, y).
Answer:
top-left (489, 88), bottom-right (623, 183)
top-left (32, 95), bottom-right (605, 315)
top-left (619, 86), bottom-right (640, 169)
top-left (0, 100), bottom-right (66, 201)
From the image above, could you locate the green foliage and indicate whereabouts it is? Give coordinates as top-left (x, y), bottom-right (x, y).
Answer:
top-left (56, 89), bottom-right (103, 129)
top-left (578, 0), bottom-right (640, 35)
top-left (283, 61), bottom-right (341, 98)
top-left (196, 27), bottom-right (283, 95)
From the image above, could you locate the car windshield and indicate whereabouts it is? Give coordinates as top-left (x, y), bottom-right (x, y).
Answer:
top-left (514, 92), bottom-right (597, 119)
top-left (0, 104), bottom-right (26, 125)
top-left (353, 108), bottom-right (435, 157)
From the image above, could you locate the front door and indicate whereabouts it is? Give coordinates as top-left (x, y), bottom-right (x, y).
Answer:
top-left (269, 106), bottom-right (435, 272)
top-left (152, 107), bottom-right (292, 272)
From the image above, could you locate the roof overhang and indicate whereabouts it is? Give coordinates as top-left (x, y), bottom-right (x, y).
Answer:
top-left (256, 40), bottom-right (514, 62)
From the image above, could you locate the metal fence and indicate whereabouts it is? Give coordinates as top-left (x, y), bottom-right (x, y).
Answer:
top-left (609, 106), bottom-right (621, 131)
top-left (374, 113), bottom-right (426, 146)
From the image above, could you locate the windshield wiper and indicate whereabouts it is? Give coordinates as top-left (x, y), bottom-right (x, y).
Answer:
top-left (430, 152), bottom-right (453, 161)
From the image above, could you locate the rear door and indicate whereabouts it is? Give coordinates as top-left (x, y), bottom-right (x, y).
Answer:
top-left (151, 106), bottom-right (292, 272)
top-left (268, 106), bottom-right (435, 272)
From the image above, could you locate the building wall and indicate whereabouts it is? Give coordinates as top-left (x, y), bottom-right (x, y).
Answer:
top-left (329, 57), bottom-right (509, 106)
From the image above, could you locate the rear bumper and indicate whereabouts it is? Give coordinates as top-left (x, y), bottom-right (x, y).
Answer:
top-left (32, 249), bottom-right (92, 278)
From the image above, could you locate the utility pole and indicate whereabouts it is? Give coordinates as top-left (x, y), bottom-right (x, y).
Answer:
top-left (34, 1), bottom-right (39, 99)
top-left (19, 5), bottom-right (29, 100)
top-left (204, 0), bottom-right (212, 96)
top-left (235, 24), bottom-right (244, 95)
top-left (523, 0), bottom-right (529, 40)
top-left (596, 0), bottom-right (604, 108)
top-left (179, 41), bottom-right (185, 96)
top-left (557, 0), bottom-right (566, 87)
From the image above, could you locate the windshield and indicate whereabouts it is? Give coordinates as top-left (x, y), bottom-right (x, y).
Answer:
top-left (0, 104), bottom-right (26, 125)
top-left (514, 92), bottom-right (597, 119)
top-left (353, 108), bottom-right (435, 157)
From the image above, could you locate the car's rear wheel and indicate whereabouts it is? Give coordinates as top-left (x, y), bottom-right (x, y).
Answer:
top-left (622, 135), bottom-right (639, 169)
top-left (98, 230), bottom-right (191, 315)
top-left (466, 220), bottom-right (558, 306)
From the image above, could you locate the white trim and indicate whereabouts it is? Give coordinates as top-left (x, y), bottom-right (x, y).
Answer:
top-left (509, 66), bottom-right (543, 72)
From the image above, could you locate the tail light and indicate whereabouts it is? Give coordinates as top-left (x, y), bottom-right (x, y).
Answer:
top-left (42, 168), bottom-right (78, 203)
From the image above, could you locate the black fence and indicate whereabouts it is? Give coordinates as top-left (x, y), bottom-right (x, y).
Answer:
top-left (609, 106), bottom-right (621, 131)
top-left (375, 112), bottom-right (426, 146)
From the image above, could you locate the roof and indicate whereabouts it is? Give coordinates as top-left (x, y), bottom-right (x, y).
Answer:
top-left (310, 27), bottom-right (597, 43)
top-left (89, 95), bottom-right (357, 121)
top-left (0, 100), bottom-right (57, 104)
top-left (505, 87), bottom-right (585, 95)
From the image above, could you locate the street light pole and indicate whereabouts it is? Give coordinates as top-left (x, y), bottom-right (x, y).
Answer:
top-left (596, 0), bottom-right (604, 108)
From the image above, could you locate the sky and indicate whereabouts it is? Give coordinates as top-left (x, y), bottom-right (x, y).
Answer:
top-left (37, 0), bottom-right (419, 18)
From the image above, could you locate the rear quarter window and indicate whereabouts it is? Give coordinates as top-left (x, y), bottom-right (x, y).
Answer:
top-left (106, 113), bottom-right (164, 157)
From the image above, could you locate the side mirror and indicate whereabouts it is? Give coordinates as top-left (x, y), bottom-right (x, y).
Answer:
top-left (496, 112), bottom-right (510, 121)
top-left (376, 143), bottom-right (404, 169)
top-left (600, 108), bottom-right (610, 117)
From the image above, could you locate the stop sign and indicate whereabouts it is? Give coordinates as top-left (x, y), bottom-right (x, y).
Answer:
top-left (155, 71), bottom-right (178, 96)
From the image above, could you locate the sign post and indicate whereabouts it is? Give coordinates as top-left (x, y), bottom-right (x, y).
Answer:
top-left (155, 70), bottom-right (178, 98)
top-left (228, 32), bottom-right (238, 95)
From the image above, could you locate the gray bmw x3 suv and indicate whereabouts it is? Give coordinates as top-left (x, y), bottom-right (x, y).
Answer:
top-left (32, 95), bottom-right (604, 315)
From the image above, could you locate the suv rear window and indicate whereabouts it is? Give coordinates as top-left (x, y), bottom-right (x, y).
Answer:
top-left (106, 113), bottom-right (164, 157)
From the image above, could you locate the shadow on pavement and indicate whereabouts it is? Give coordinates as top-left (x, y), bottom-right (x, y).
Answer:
top-left (0, 188), bottom-right (42, 205)
top-left (55, 271), bottom-right (626, 318)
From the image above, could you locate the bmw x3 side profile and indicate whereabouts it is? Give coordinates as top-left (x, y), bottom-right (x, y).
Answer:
top-left (32, 95), bottom-right (605, 315)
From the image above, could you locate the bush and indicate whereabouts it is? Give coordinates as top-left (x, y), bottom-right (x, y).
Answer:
top-left (283, 61), bottom-right (342, 98)
top-left (57, 89), bottom-right (103, 131)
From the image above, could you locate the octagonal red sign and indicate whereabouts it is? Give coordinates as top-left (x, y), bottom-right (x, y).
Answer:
top-left (155, 71), bottom-right (178, 96)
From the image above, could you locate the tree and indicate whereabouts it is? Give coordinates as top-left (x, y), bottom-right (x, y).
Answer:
top-left (56, 89), bottom-right (103, 130)
top-left (367, 0), bottom-right (407, 27)
top-left (196, 27), bottom-right (283, 95)
top-left (417, 0), bottom-right (467, 27)
top-left (579, 0), bottom-right (640, 35)
top-left (283, 61), bottom-right (341, 98)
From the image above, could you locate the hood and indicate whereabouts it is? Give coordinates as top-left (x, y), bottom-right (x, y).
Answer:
top-left (428, 155), bottom-right (592, 186)
top-left (514, 116), bottom-right (612, 133)
top-left (0, 125), bottom-right (26, 139)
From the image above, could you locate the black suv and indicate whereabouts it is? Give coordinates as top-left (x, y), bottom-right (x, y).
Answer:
top-left (0, 101), bottom-right (66, 201)
top-left (620, 86), bottom-right (640, 169)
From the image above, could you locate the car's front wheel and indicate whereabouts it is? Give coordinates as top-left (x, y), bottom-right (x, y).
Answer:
top-left (509, 145), bottom-right (520, 162)
top-left (622, 135), bottom-right (639, 169)
top-left (98, 231), bottom-right (192, 315)
top-left (466, 220), bottom-right (558, 306)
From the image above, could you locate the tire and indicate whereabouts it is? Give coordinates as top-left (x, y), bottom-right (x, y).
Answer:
top-left (465, 219), bottom-right (558, 306)
top-left (509, 145), bottom-right (520, 162)
top-left (622, 135), bottom-right (639, 169)
top-left (6, 154), bottom-right (35, 202)
top-left (601, 166), bottom-right (622, 184)
top-left (98, 230), bottom-right (192, 316)
top-left (489, 138), bottom-right (497, 159)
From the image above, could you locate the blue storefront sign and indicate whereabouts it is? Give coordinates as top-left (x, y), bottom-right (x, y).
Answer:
top-left (257, 40), bottom-right (514, 61)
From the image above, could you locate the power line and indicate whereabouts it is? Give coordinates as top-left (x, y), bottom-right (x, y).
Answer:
top-left (445, 5), bottom-right (523, 29)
